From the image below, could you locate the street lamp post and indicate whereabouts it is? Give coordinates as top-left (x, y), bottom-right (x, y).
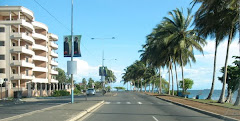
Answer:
top-left (91, 37), bottom-right (115, 95)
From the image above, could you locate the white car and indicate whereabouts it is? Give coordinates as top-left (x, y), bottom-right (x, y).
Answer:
top-left (86, 88), bottom-right (95, 95)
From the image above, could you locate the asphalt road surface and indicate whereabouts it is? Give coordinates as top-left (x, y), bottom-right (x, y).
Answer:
top-left (0, 92), bottom-right (105, 119)
top-left (82, 92), bottom-right (223, 121)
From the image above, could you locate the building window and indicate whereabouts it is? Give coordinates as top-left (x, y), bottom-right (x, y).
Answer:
top-left (0, 55), bottom-right (5, 60)
top-left (26, 70), bottom-right (28, 76)
top-left (12, 56), bottom-right (16, 60)
top-left (12, 42), bottom-right (16, 46)
top-left (12, 69), bottom-right (16, 74)
top-left (26, 57), bottom-right (29, 62)
top-left (0, 27), bottom-right (5, 32)
top-left (0, 41), bottom-right (4, 46)
top-left (0, 68), bottom-right (5, 73)
top-left (12, 83), bottom-right (16, 87)
top-left (26, 44), bottom-right (29, 49)
top-left (12, 29), bottom-right (16, 33)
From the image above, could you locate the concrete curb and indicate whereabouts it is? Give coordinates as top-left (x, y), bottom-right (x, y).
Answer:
top-left (156, 97), bottom-right (239, 121)
top-left (0, 103), bottom-right (68, 121)
top-left (67, 101), bottom-right (105, 121)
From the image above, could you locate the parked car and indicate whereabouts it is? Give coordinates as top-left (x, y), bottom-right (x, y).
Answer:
top-left (86, 88), bottom-right (95, 95)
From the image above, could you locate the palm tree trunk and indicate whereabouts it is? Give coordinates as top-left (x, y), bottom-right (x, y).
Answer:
top-left (140, 80), bottom-right (142, 92)
top-left (180, 53), bottom-right (185, 93)
top-left (138, 80), bottom-right (140, 92)
top-left (225, 89), bottom-right (232, 103)
top-left (206, 40), bottom-right (218, 100)
top-left (134, 81), bottom-right (136, 91)
top-left (159, 66), bottom-right (162, 94)
top-left (170, 62), bottom-right (174, 96)
top-left (149, 83), bottom-right (151, 92)
top-left (174, 62), bottom-right (179, 96)
top-left (168, 63), bottom-right (171, 95)
top-left (234, 83), bottom-right (240, 106)
top-left (218, 27), bottom-right (233, 103)
top-left (144, 83), bottom-right (146, 92)
top-left (235, 0), bottom-right (240, 106)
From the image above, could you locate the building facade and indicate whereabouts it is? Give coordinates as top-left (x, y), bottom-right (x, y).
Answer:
top-left (0, 6), bottom-right (65, 98)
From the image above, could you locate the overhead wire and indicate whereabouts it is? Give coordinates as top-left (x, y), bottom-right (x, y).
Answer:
top-left (32, 0), bottom-right (102, 65)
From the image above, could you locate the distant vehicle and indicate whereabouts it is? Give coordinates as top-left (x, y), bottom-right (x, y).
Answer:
top-left (86, 88), bottom-right (95, 95)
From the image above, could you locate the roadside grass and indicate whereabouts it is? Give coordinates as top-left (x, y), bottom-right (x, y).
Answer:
top-left (145, 92), bottom-right (240, 110)
top-left (188, 99), bottom-right (240, 110)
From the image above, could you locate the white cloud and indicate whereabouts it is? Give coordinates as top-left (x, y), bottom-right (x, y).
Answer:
top-left (62, 59), bottom-right (124, 87)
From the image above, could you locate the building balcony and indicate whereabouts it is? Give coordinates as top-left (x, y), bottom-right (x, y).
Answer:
top-left (51, 51), bottom-right (58, 58)
top-left (33, 66), bottom-right (48, 72)
top-left (11, 74), bottom-right (33, 80)
top-left (32, 78), bottom-right (48, 83)
top-left (51, 79), bottom-right (58, 83)
top-left (32, 21), bottom-right (48, 31)
top-left (48, 33), bottom-right (58, 41)
top-left (10, 33), bottom-right (34, 43)
top-left (32, 44), bottom-right (48, 52)
top-left (32, 33), bottom-right (48, 41)
top-left (0, 19), bottom-right (34, 31)
top-left (50, 42), bottom-right (58, 49)
top-left (50, 60), bottom-right (58, 66)
top-left (10, 60), bottom-right (34, 68)
top-left (51, 69), bottom-right (58, 75)
top-left (11, 46), bottom-right (34, 56)
top-left (0, 6), bottom-right (34, 20)
top-left (33, 55), bottom-right (48, 62)
top-left (0, 73), bottom-right (6, 79)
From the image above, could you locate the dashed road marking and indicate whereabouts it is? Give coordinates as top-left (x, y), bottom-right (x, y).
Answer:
top-left (138, 102), bottom-right (142, 104)
top-left (105, 102), bottom-right (111, 104)
top-left (126, 102), bottom-right (131, 104)
top-left (116, 102), bottom-right (121, 104)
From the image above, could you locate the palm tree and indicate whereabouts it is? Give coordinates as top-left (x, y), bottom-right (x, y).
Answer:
top-left (162, 8), bottom-right (206, 93)
top-left (194, 0), bottom-right (238, 103)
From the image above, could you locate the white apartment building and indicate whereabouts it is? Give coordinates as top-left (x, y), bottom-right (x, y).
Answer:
top-left (0, 6), bottom-right (68, 98)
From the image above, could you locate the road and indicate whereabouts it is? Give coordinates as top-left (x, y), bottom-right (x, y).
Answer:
top-left (82, 92), bottom-right (223, 121)
top-left (0, 93), bottom-right (106, 119)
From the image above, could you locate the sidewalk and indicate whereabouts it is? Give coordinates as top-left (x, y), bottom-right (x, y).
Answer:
top-left (1, 100), bottom-right (104, 121)
top-left (145, 92), bottom-right (240, 120)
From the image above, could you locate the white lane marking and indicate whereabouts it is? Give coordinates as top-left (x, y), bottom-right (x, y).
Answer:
top-left (152, 116), bottom-right (159, 121)
top-left (138, 102), bottom-right (142, 104)
top-left (116, 102), bottom-right (121, 104)
top-left (126, 102), bottom-right (131, 104)
top-left (105, 102), bottom-right (111, 104)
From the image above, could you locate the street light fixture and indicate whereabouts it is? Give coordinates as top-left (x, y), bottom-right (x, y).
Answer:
top-left (91, 37), bottom-right (115, 95)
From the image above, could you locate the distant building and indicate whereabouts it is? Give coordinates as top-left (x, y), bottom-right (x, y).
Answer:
top-left (0, 6), bottom-right (69, 98)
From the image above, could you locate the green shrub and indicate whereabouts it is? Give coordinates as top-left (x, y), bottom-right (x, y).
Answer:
top-left (74, 88), bottom-right (81, 95)
top-left (52, 90), bottom-right (70, 97)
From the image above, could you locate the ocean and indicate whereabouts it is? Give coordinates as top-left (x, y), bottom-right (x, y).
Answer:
top-left (147, 89), bottom-right (238, 103)
top-left (187, 89), bottom-right (238, 102)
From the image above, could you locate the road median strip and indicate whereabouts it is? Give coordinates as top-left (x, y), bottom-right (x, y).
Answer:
top-left (67, 100), bottom-right (105, 121)
top-left (155, 96), bottom-right (239, 121)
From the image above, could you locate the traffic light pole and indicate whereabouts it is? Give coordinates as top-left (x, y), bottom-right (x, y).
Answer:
top-left (71, 0), bottom-right (74, 103)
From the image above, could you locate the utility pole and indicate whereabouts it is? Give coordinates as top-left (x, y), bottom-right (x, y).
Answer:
top-left (91, 37), bottom-right (115, 95)
top-left (101, 51), bottom-right (105, 95)
top-left (71, 0), bottom-right (74, 103)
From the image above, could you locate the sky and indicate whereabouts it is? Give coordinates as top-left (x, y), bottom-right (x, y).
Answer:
top-left (1, 0), bottom-right (239, 90)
